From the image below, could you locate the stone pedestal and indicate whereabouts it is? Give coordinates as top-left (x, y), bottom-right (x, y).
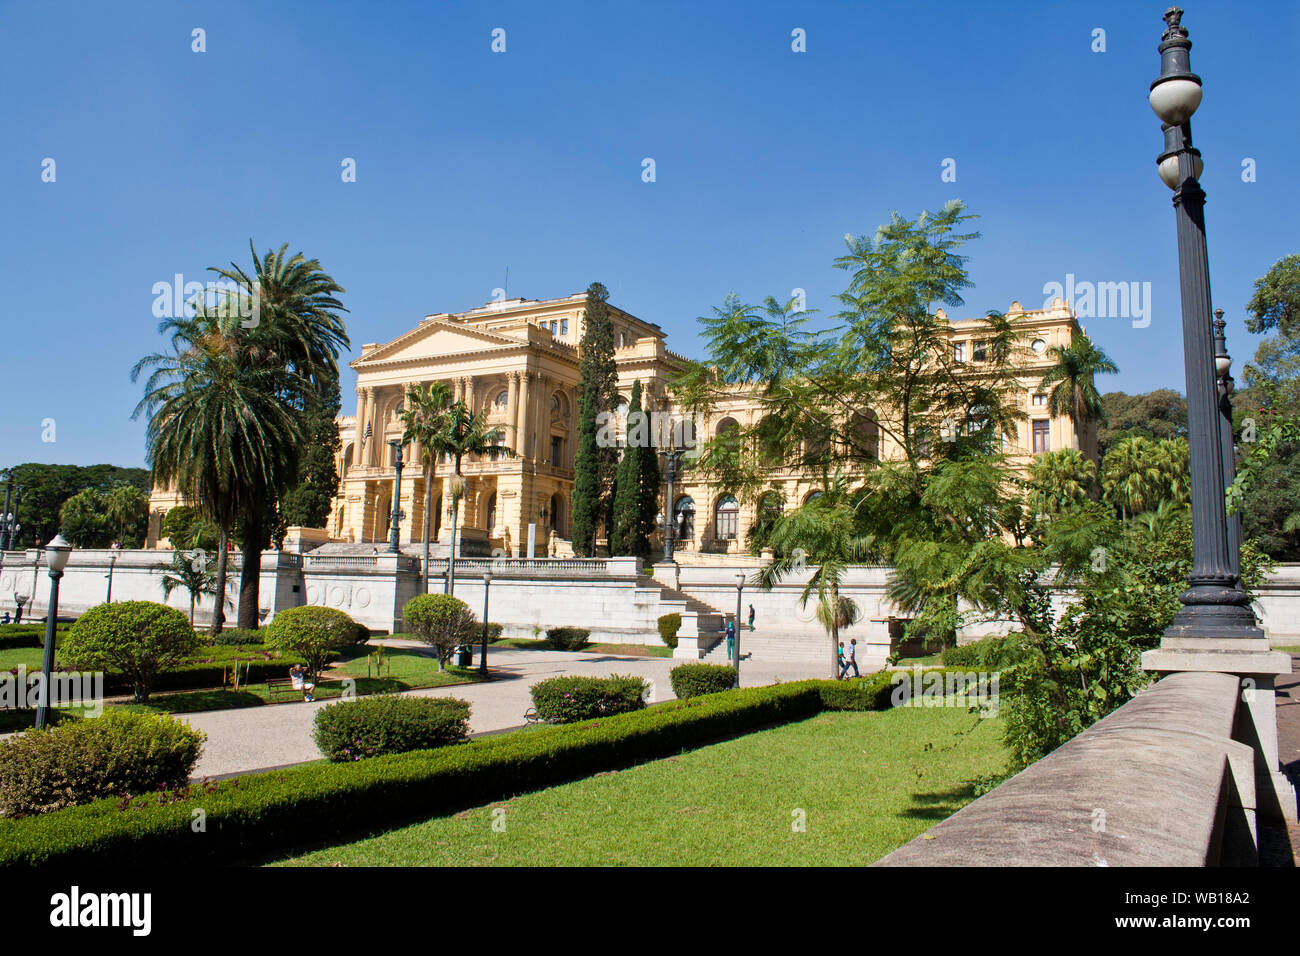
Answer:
top-left (652, 560), bottom-right (680, 591)
top-left (1143, 637), bottom-right (1297, 823)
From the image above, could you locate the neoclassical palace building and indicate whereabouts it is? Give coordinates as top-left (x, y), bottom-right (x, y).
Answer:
top-left (147, 293), bottom-right (1091, 558)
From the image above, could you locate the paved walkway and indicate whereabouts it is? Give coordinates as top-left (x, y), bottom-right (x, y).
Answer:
top-left (184, 643), bottom-right (828, 778)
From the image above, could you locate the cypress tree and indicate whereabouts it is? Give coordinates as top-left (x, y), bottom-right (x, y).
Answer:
top-left (611, 380), bottom-right (644, 555)
top-left (571, 282), bottom-right (619, 555)
top-left (637, 386), bottom-right (662, 558)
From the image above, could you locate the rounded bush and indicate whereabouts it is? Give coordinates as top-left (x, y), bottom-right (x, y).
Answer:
top-left (60, 601), bottom-right (200, 702)
top-left (529, 674), bottom-right (648, 723)
top-left (263, 606), bottom-right (359, 676)
top-left (209, 628), bottom-right (264, 647)
top-left (942, 633), bottom-right (1033, 670)
top-left (669, 662), bottom-right (737, 699)
top-left (545, 627), bottom-right (591, 651)
top-left (312, 695), bottom-right (470, 762)
top-left (403, 594), bottom-right (478, 667)
top-left (0, 710), bottom-right (205, 816)
top-left (657, 613), bottom-right (682, 649)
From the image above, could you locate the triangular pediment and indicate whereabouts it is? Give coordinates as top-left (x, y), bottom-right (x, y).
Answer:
top-left (354, 319), bottom-right (524, 368)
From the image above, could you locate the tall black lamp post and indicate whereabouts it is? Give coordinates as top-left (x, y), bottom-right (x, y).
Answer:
top-left (732, 572), bottom-right (745, 687)
top-left (1150, 6), bottom-right (1261, 641)
top-left (387, 439), bottom-right (405, 554)
top-left (0, 479), bottom-right (20, 551)
top-left (1212, 309), bottom-right (1242, 581)
top-left (36, 534), bottom-right (72, 730)
top-left (660, 449), bottom-right (686, 563)
top-left (479, 569), bottom-right (492, 676)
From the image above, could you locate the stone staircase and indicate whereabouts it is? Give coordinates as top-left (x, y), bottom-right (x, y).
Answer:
top-left (700, 629), bottom-right (832, 665)
top-left (636, 579), bottom-right (728, 656)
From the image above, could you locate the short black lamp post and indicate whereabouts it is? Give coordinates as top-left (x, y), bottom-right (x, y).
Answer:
top-left (36, 534), bottom-right (72, 730)
top-left (1149, 6), bottom-right (1261, 641)
top-left (387, 439), bottom-right (405, 554)
top-left (105, 540), bottom-right (122, 603)
top-left (479, 569), bottom-right (492, 676)
top-left (732, 572), bottom-right (745, 687)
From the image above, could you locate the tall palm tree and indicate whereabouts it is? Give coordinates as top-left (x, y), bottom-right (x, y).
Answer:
top-left (157, 548), bottom-right (224, 625)
top-left (1040, 334), bottom-right (1118, 449)
top-left (132, 321), bottom-right (304, 634)
top-left (203, 242), bottom-right (349, 628)
top-left (103, 483), bottom-right (149, 546)
top-left (755, 471), bottom-right (874, 678)
top-left (399, 381), bottom-right (454, 593)
top-left (429, 402), bottom-right (514, 594)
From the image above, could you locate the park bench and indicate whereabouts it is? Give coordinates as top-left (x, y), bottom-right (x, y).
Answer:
top-left (266, 678), bottom-right (304, 702)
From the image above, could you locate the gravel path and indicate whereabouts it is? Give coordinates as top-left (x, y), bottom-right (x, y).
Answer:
top-left (183, 644), bottom-right (828, 779)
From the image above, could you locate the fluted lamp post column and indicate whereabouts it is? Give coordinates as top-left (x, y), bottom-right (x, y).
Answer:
top-left (387, 439), bottom-right (405, 554)
top-left (35, 534), bottom-right (72, 730)
top-left (1140, 6), bottom-right (1296, 828)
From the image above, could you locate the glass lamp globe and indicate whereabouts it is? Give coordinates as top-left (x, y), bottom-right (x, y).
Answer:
top-left (44, 533), bottom-right (73, 572)
top-left (1158, 152), bottom-right (1205, 189)
top-left (1216, 354), bottom-right (1232, 378)
top-left (1149, 77), bottom-right (1202, 125)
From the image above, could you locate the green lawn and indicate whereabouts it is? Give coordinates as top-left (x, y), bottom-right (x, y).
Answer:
top-left (271, 704), bottom-right (1007, 867)
top-left (491, 637), bottom-right (673, 658)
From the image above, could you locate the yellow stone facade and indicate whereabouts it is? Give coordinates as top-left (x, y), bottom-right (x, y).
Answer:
top-left (147, 293), bottom-right (1092, 556)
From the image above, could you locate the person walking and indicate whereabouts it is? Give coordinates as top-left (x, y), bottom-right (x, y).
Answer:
top-left (837, 641), bottom-right (847, 680)
top-left (846, 638), bottom-right (860, 678)
top-left (725, 619), bottom-right (736, 661)
top-left (747, 603), bottom-right (756, 631)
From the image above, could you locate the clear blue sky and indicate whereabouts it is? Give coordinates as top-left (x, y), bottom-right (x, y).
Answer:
top-left (3, 0), bottom-right (1297, 469)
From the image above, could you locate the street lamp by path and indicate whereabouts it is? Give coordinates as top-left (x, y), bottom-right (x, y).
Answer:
top-left (387, 439), bottom-right (405, 555)
top-left (732, 572), bottom-right (745, 687)
top-left (479, 569), bottom-right (492, 676)
top-left (660, 448), bottom-right (687, 563)
top-left (105, 540), bottom-right (122, 603)
top-left (1149, 6), bottom-right (1261, 640)
top-left (0, 479), bottom-right (20, 551)
top-left (36, 534), bottom-right (72, 730)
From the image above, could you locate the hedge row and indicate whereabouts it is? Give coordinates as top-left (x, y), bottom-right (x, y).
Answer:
top-left (0, 682), bottom-right (823, 867)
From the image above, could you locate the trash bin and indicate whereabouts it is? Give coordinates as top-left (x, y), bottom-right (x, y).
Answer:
top-left (457, 644), bottom-right (473, 668)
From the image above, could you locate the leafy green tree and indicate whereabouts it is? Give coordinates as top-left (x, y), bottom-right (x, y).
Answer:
top-left (402, 594), bottom-right (478, 670)
top-left (60, 601), bottom-right (200, 702)
top-left (1245, 253), bottom-right (1300, 337)
top-left (263, 606), bottom-right (358, 679)
top-left (159, 505), bottom-right (220, 551)
top-left (636, 387), bottom-right (662, 557)
top-left (1100, 435), bottom-right (1188, 521)
top-left (571, 282), bottom-right (619, 555)
top-left (59, 488), bottom-right (108, 547)
top-left (5, 464), bottom-right (150, 549)
top-left (279, 388), bottom-right (343, 529)
top-left (400, 381), bottom-right (454, 592)
top-left (1097, 389), bottom-right (1187, 455)
top-left (1039, 334), bottom-right (1118, 449)
top-left (103, 483), bottom-right (149, 546)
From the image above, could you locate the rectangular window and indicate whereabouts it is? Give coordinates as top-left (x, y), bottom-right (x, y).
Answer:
top-left (953, 342), bottom-right (965, 363)
top-left (551, 435), bottom-right (563, 465)
top-left (560, 319), bottom-right (569, 335)
top-left (1032, 420), bottom-right (1050, 454)
top-left (716, 509), bottom-right (738, 540)
top-left (973, 340), bottom-right (987, 362)
top-left (1032, 393), bottom-right (1047, 407)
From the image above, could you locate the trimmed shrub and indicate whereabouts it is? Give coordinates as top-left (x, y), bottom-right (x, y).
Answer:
top-left (0, 710), bottom-right (204, 816)
top-left (545, 627), bottom-right (591, 651)
top-left (0, 682), bottom-right (822, 867)
top-left (403, 594), bottom-right (478, 668)
top-left (485, 623), bottom-right (504, 641)
top-left (209, 628), bottom-right (264, 647)
top-left (59, 601), bottom-right (200, 702)
top-left (263, 606), bottom-right (359, 677)
top-left (815, 671), bottom-right (900, 711)
top-left (657, 613), bottom-right (682, 649)
top-left (669, 662), bottom-right (736, 698)
top-left (530, 674), bottom-right (647, 722)
top-left (313, 695), bottom-right (470, 762)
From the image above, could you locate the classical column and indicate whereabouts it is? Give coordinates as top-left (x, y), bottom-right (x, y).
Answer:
top-left (506, 372), bottom-right (519, 452)
top-left (353, 388), bottom-right (369, 468)
top-left (462, 376), bottom-right (475, 415)
top-left (517, 371), bottom-right (533, 458)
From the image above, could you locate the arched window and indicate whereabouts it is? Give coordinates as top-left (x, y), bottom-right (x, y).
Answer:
top-left (715, 495), bottom-right (739, 540)
top-left (674, 496), bottom-right (696, 540)
top-left (803, 490), bottom-right (823, 505)
top-left (551, 392), bottom-right (568, 420)
top-left (494, 390), bottom-right (509, 407)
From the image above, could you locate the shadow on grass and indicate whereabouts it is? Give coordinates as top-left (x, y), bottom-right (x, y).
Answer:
top-left (902, 782), bottom-right (980, 821)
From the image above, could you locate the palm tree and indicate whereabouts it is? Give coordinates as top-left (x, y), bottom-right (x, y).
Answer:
top-left (1040, 334), bottom-right (1119, 449)
top-left (1100, 436), bottom-right (1164, 522)
top-left (755, 471), bottom-right (874, 678)
top-left (428, 402), bottom-right (514, 594)
top-left (1028, 448), bottom-right (1097, 517)
top-left (203, 242), bottom-right (349, 628)
top-left (103, 483), bottom-right (149, 547)
top-left (132, 320), bottom-right (304, 634)
top-left (157, 548), bottom-right (223, 625)
top-left (399, 381), bottom-right (454, 593)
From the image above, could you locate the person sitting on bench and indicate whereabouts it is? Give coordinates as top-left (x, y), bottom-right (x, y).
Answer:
top-left (288, 663), bottom-right (316, 702)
